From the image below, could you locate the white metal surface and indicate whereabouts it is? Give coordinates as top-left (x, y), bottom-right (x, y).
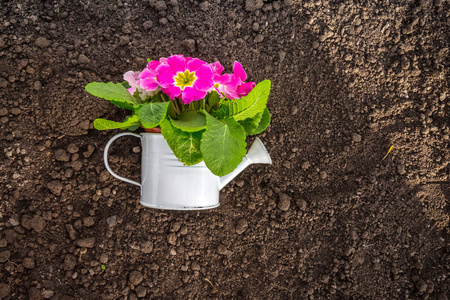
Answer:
top-left (103, 133), bottom-right (272, 210)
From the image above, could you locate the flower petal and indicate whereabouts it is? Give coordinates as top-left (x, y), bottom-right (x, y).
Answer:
top-left (147, 60), bottom-right (161, 71)
top-left (161, 85), bottom-right (181, 100)
top-left (139, 68), bottom-right (159, 91)
top-left (187, 58), bottom-right (207, 72)
top-left (167, 55), bottom-right (186, 73)
top-left (193, 65), bottom-right (214, 91)
top-left (210, 61), bottom-right (224, 76)
top-left (156, 64), bottom-right (175, 88)
top-left (181, 86), bottom-right (206, 104)
top-left (124, 71), bottom-right (138, 87)
top-left (233, 61), bottom-right (247, 81)
top-left (237, 82), bottom-right (256, 97)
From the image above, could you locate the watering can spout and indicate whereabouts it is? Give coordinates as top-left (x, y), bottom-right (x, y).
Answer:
top-left (218, 137), bottom-right (272, 190)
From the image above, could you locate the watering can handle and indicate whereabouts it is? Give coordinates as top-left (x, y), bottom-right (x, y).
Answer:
top-left (103, 132), bottom-right (141, 187)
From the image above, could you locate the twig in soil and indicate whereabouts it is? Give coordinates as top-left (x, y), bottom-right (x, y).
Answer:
top-left (291, 17), bottom-right (296, 40)
top-left (381, 145), bottom-right (394, 161)
top-left (203, 278), bottom-right (218, 291)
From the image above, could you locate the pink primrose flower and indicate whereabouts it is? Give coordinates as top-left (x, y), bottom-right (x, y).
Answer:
top-left (156, 55), bottom-right (214, 104)
top-left (211, 61), bottom-right (255, 99)
top-left (124, 70), bottom-right (158, 100)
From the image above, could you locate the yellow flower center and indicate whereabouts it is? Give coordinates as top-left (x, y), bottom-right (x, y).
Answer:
top-left (174, 70), bottom-right (196, 89)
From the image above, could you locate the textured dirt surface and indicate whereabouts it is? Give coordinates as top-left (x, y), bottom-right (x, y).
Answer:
top-left (1, 0), bottom-right (450, 299)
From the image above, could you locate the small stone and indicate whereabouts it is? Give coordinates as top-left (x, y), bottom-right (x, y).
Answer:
top-left (235, 218), bottom-right (248, 234)
top-left (415, 279), bottom-right (427, 293)
top-left (320, 171), bottom-right (328, 179)
top-left (301, 161), bottom-right (311, 170)
top-left (143, 20), bottom-right (153, 30)
top-left (76, 237), bottom-right (95, 248)
top-left (397, 164), bottom-right (406, 175)
top-left (167, 233), bottom-right (177, 245)
top-left (22, 257), bottom-right (35, 269)
top-left (64, 254), bottom-right (77, 270)
top-left (199, 1), bottom-right (209, 11)
top-left (47, 180), bottom-right (63, 195)
top-left (77, 54), bottom-right (89, 64)
top-left (344, 53), bottom-right (353, 61)
top-left (106, 215), bottom-right (117, 227)
top-left (82, 216), bottom-right (95, 227)
top-left (129, 270), bottom-right (144, 286)
top-left (154, 0), bottom-right (167, 10)
top-left (135, 285), bottom-right (147, 298)
top-left (0, 250), bottom-right (11, 263)
top-left (42, 290), bottom-right (55, 299)
top-left (10, 108), bottom-right (21, 115)
top-left (0, 283), bottom-right (11, 298)
top-left (159, 18), bottom-right (168, 25)
top-left (118, 36), bottom-right (130, 46)
top-left (352, 133), bottom-right (361, 142)
top-left (65, 224), bottom-right (78, 240)
top-left (254, 34), bottom-right (264, 43)
top-left (140, 241), bottom-right (153, 253)
top-left (171, 221), bottom-right (182, 232)
top-left (245, 0), bottom-right (264, 11)
top-left (31, 215), bottom-right (46, 232)
top-left (0, 107), bottom-right (8, 116)
top-left (55, 149), bottom-right (70, 161)
top-left (67, 144), bottom-right (79, 153)
top-left (277, 193), bottom-right (291, 211)
top-left (182, 39), bottom-right (196, 53)
top-left (0, 77), bottom-right (8, 89)
top-left (100, 253), bottom-right (109, 264)
top-left (9, 215), bottom-right (20, 226)
top-left (217, 244), bottom-right (232, 256)
top-left (0, 239), bottom-right (7, 247)
top-left (35, 37), bottom-right (51, 48)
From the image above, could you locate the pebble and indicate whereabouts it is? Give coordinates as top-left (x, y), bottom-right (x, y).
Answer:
top-left (415, 279), bottom-right (427, 293)
top-left (82, 216), bottom-right (95, 227)
top-left (129, 270), bottom-right (144, 286)
top-left (9, 215), bottom-right (20, 226)
top-left (235, 218), bottom-right (248, 234)
top-left (106, 215), bottom-right (117, 227)
top-left (0, 250), bottom-right (11, 263)
top-left (22, 257), bottom-right (35, 269)
top-left (277, 193), bottom-right (291, 211)
top-left (217, 244), bottom-right (232, 256)
top-left (140, 241), bottom-right (153, 253)
top-left (30, 215), bottom-right (46, 232)
top-left (301, 161), bottom-right (311, 170)
top-left (118, 36), bottom-right (130, 46)
top-left (0, 239), bottom-right (7, 247)
top-left (67, 144), bottom-right (79, 153)
top-left (135, 285), bottom-right (147, 298)
top-left (0, 283), bottom-right (10, 298)
top-left (182, 39), bottom-right (196, 53)
top-left (77, 54), bottom-right (89, 64)
top-left (320, 171), bottom-right (328, 179)
top-left (154, 0), bottom-right (167, 10)
top-left (100, 253), bottom-right (109, 264)
top-left (35, 37), bottom-right (51, 48)
top-left (254, 34), bottom-right (264, 43)
top-left (47, 180), bottom-right (63, 195)
top-left (352, 133), bottom-right (361, 142)
top-left (65, 224), bottom-right (78, 240)
top-left (64, 254), bottom-right (77, 270)
top-left (245, 0), bottom-right (264, 11)
top-left (199, 1), bottom-right (209, 11)
top-left (167, 233), bottom-right (177, 245)
top-left (55, 149), bottom-right (70, 161)
top-left (396, 164), bottom-right (406, 175)
top-left (76, 237), bottom-right (95, 248)
top-left (143, 20), bottom-right (153, 30)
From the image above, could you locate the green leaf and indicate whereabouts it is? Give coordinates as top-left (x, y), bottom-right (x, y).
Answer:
top-left (110, 100), bottom-right (135, 111)
top-left (93, 115), bottom-right (140, 130)
top-left (136, 102), bottom-right (170, 128)
top-left (160, 119), bottom-right (203, 165)
top-left (85, 82), bottom-right (140, 107)
top-left (171, 111), bottom-right (206, 132)
top-left (201, 112), bottom-right (247, 176)
top-left (101, 264), bottom-right (106, 270)
top-left (238, 111), bottom-right (263, 135)
top-left (252, 107), bottom-right (271, 135)
top-left (212, 80), bottom-right (271, 121)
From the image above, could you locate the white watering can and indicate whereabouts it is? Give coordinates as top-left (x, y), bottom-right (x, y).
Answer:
top-left (104, 133), bottom-right (272, 210)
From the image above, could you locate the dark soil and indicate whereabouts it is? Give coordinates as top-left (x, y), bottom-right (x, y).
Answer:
top-left (1, 0), bottom-right (449, 299)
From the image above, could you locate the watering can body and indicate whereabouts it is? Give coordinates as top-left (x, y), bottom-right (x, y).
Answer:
top-left (104, 133), bottom-right (271, 210)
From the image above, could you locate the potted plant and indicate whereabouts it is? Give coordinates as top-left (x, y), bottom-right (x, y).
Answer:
top-left (85, 54), bottom-right (272, 210)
